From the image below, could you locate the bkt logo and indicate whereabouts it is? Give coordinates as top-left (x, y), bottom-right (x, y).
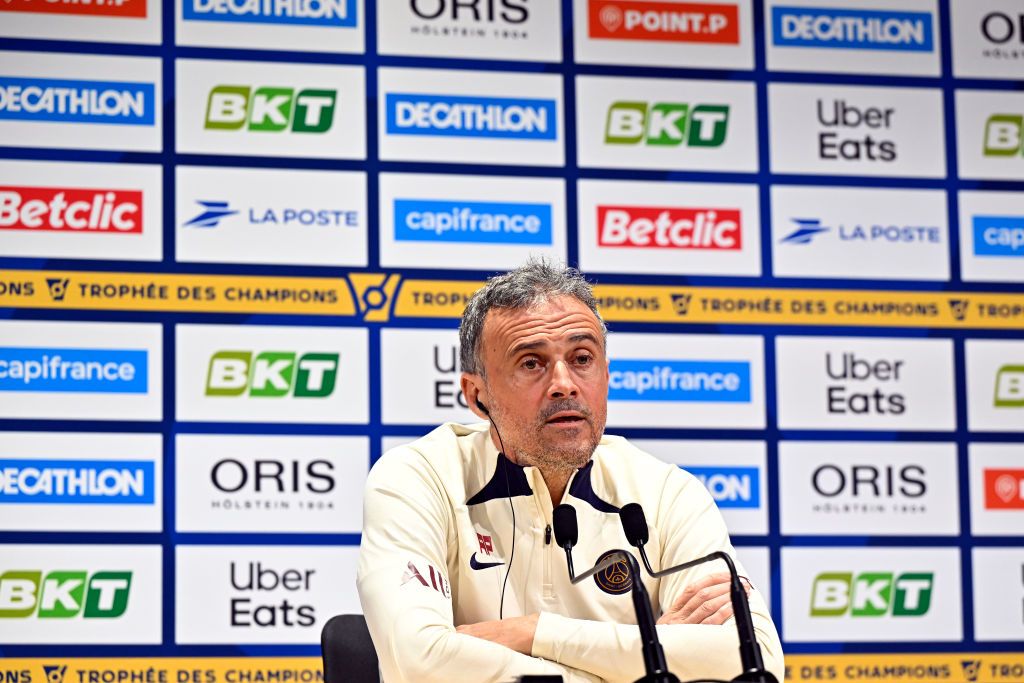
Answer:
top-left (206, 351), bottom-right (339, 397)
top-left (983, 114), bottom-right (1024, 157)
top-left (0, 570), bottom-right (132, 618)
top-left (972, 215), bottom-right (1024, 257)
top-left (0, 77), bottom-right (155, 126)
top-left (685, 466), bottom-right (759, 509)
top-left (780, 218), bottom-right (940, 245)
top-left (771, 6), bottom-right (934, 52)
top-left (588, 0), bottom-right (740, 45)
top-left (605, 102), bottom-right (729, 147)
top-left (183, 0), bottom-right (355, 26)
top-left (0, 348), bottom-right (148, 394)
top-left (393, 199), bottom-right (552, 245)
top-left (995, 365), bottom-right (1024, 407)
top-left (0, 186), bottom-right (142, 233)
top-left (385, 93), bottom-right (557, 140)
top-left (984, 468), bottom-right (1024, 510)
top-left (184, 200), bottom-right (358, 230)
top-left (598, 206), bottom-right (740, 250)
top-left (205, 86), bottom-right (337, 133)
top-left (811, 572), bottom-right (934, 617)
top-left (607, 360), bottom-right (751, 402)
top-left (0, 459), bottom-right (155, 505)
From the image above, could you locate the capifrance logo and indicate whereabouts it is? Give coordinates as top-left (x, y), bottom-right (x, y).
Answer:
top-left (972, 215), bottom-right (1024, 257)
top-left (685, 465), bottom-right (760, 508)
top-left (0, 459), bottom-right (155, 505)
top-left (597, 206), bottom-right (740, 249)
top-left (588, 0), bottom-right (740, 44)
top-left (385, 93), bottom-right (557, 140)
top-left (0, 348), bottom-right (148, 394)
top-left (607, 360), bottom-right (751, 402)
top-left (183, 0), bottom-right (355, 25)
top-left (393, 199), bottom-right (553, 245)
top-left (0, 77), bottom-right (155, 125)
top-left (0, 186), bottom-right (142, 233)
top-left (771, 6), bottom-right (934, 52)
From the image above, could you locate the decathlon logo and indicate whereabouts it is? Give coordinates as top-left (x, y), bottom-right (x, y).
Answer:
top-left (607, 360), bottom-right (751, 402)
top-left (183, 0), bottom-right (355, 26)
top-left (205, 86), bottom-right (337, 133)
top-left (385, 93), bottom-right (557, 140)
top-left (0, 459), bottom-right (155, 505)
top-left (0, 570), bottom-right (132, 618)
top-left (0, 348), bottom-right (148, 394)
top-left (0, 77), bottom-right (155, 125)
top-left (597, 206), bottom-right (740, 250)
top-left (771, 6), bottom-right (934, 52)
top-left (972, 215), bottom-right (1024, 257)
top-left (0, 186), bottom-right (142, 233)
top-left (393, 199), bottom-right (552, 245)
top-left (588, 0), bottom-right (739, 44)
top-left (685, 466), bottom-right (759, 509)
top-left (605, 102), bottom-right (729, 147)
top-left (205, 351), bottom-right (339, 397)
top-left (810, 572), bottom-right (934, 617)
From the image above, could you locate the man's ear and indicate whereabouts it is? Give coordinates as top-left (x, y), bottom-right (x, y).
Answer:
top-left (461, 373), bottom-right (488, 420)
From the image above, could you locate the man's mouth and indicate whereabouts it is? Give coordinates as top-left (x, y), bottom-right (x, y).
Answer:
top-left (546, 412), bottom-right (586, 425)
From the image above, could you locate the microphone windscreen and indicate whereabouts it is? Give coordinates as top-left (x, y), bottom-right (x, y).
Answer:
top-left (552, 504), bottom-right (578, 549)
top-left (619, 503), bottom-right (649, 546)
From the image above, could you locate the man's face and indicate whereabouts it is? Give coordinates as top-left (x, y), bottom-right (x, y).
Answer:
top-left (466, 295), bottom-right (609, 474)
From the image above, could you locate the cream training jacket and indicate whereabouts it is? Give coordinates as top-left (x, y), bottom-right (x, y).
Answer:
top-left (357, 422), bottom-right (784, 683)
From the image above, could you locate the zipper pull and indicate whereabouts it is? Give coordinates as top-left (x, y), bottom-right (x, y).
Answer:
top-left (544, 524), bottom-right (552, 545)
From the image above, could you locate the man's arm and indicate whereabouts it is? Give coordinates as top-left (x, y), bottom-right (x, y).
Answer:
top-left (357, 448), bottom-right (604, 683)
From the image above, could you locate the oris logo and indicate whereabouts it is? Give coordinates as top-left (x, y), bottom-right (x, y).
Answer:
top-left (812, 464), bottom-right (926, 498)
top-left (981, 12), bottom-right (1024, 46)
top-left (0, 186), bottom-right (142, 233)
top-left (410, 0), bottom-right (528, 23)
top-left (211, 458), bottom-right (335, 494)
top-left (597, 206), bottom-right (741, 249)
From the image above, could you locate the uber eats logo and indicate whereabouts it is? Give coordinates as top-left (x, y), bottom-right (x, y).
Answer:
top-left (206, 351), bottom-right (339, 398)
top-left (605, 102), bottom-right (729, 147)
top-left (811, 572), bottom-right (933, 617)
top-left (0, 570), bottom-right (131, 618)
top-left (205, 86), bottom-right (337, 133)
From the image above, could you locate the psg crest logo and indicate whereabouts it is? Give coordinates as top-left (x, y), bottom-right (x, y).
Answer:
top-left (594, 549), bottom-right (633, 595)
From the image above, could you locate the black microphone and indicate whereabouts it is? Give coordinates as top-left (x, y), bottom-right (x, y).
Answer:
top-left (618, 504), bottom-right (778, 683)
top-left (552, 504), bottom-right (679, 683)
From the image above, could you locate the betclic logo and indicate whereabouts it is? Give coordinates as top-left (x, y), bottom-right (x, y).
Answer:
top-left (577, 75), bottom-right (756, 172)
top-left (765, 0), bottom-right (939, 76)
top-left (782, 547), bottom-right (962, 642)
top-left (377, 0), bottom-right (561, 62)
top-left (176, 60), bottom-right (365, 159)
top-left (0, 0), bottom-right (158, 43)
top-left (0, 432), bottom-right (162, 533)
top-left (175, 434), bottom-right (367, 533)
top-left (176, 324), bottom-right (368, 424)
top-left (597, 206), bottom-right (740, 250)
top-left (0, 544), bottom-right (161, 644)
top-left (0, 186), bottom-right (141, 233)
top-left (0, 0), bottom-right (145, 17)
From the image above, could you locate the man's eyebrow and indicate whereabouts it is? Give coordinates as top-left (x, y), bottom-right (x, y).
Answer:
top-left (508, 333), bottom-right (601, 357)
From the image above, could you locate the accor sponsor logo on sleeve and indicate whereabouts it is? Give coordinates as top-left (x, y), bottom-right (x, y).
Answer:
top-left (597, 206), bottom-right (740, 249)
top-left (0, 187), bottom-right (142, 233)
top-left (607, 359), bottom-right (751, 402)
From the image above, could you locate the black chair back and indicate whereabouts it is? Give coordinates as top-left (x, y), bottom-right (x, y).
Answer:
top-left (321, 614), bottom-right (379, 683)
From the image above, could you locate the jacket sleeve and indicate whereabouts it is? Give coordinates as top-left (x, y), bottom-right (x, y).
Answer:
top-left (530, 470), bottom-right (784, 683)
top-left (357, 448), bottom-right (605, 683)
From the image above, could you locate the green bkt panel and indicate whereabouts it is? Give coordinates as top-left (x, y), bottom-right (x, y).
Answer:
top-left (810, 572), bottom-right (934, 617)
top-left (605, 102), bottom-right (730, 147)
top-left (984, 114), bottom-right (1024, 156)
top-left (995, 365), bottom-right (1024, 407)
top-left (0, 571), bottom-right (132, 618)
top-left (205, 86), bottom-right (337, 133)
top-left (206, 351), bottom-right (340, 398)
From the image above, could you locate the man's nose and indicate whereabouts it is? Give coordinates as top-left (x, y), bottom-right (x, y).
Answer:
top-left (547, 360), bottom-right (579, 399)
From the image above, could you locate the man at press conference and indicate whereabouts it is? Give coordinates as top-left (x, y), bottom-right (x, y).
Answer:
top-left (356, 259), bottom-right (784, 683)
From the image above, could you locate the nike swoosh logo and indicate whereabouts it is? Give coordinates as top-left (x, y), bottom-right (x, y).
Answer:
top-left (469, 553), bottom-right (505, 570)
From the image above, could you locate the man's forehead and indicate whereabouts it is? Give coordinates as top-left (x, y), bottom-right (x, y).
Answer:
top-left (482, 297), bottom-right (603, 345)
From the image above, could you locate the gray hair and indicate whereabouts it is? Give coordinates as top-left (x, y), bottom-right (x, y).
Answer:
top-left (459, 258), bottom-right (607, 376)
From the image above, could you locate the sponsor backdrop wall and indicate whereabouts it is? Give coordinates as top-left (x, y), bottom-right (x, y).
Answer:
top-left (1, 1), bottom-right (1023, 682)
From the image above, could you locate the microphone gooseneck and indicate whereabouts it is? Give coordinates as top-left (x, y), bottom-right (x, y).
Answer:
top-left (552, 504), bottom-right (678, 683)
top-left (617, 504), bottom-right (778, 683)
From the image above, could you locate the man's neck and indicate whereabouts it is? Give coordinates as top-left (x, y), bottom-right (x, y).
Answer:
top-left (540, 470), bottom-right (571, 508)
